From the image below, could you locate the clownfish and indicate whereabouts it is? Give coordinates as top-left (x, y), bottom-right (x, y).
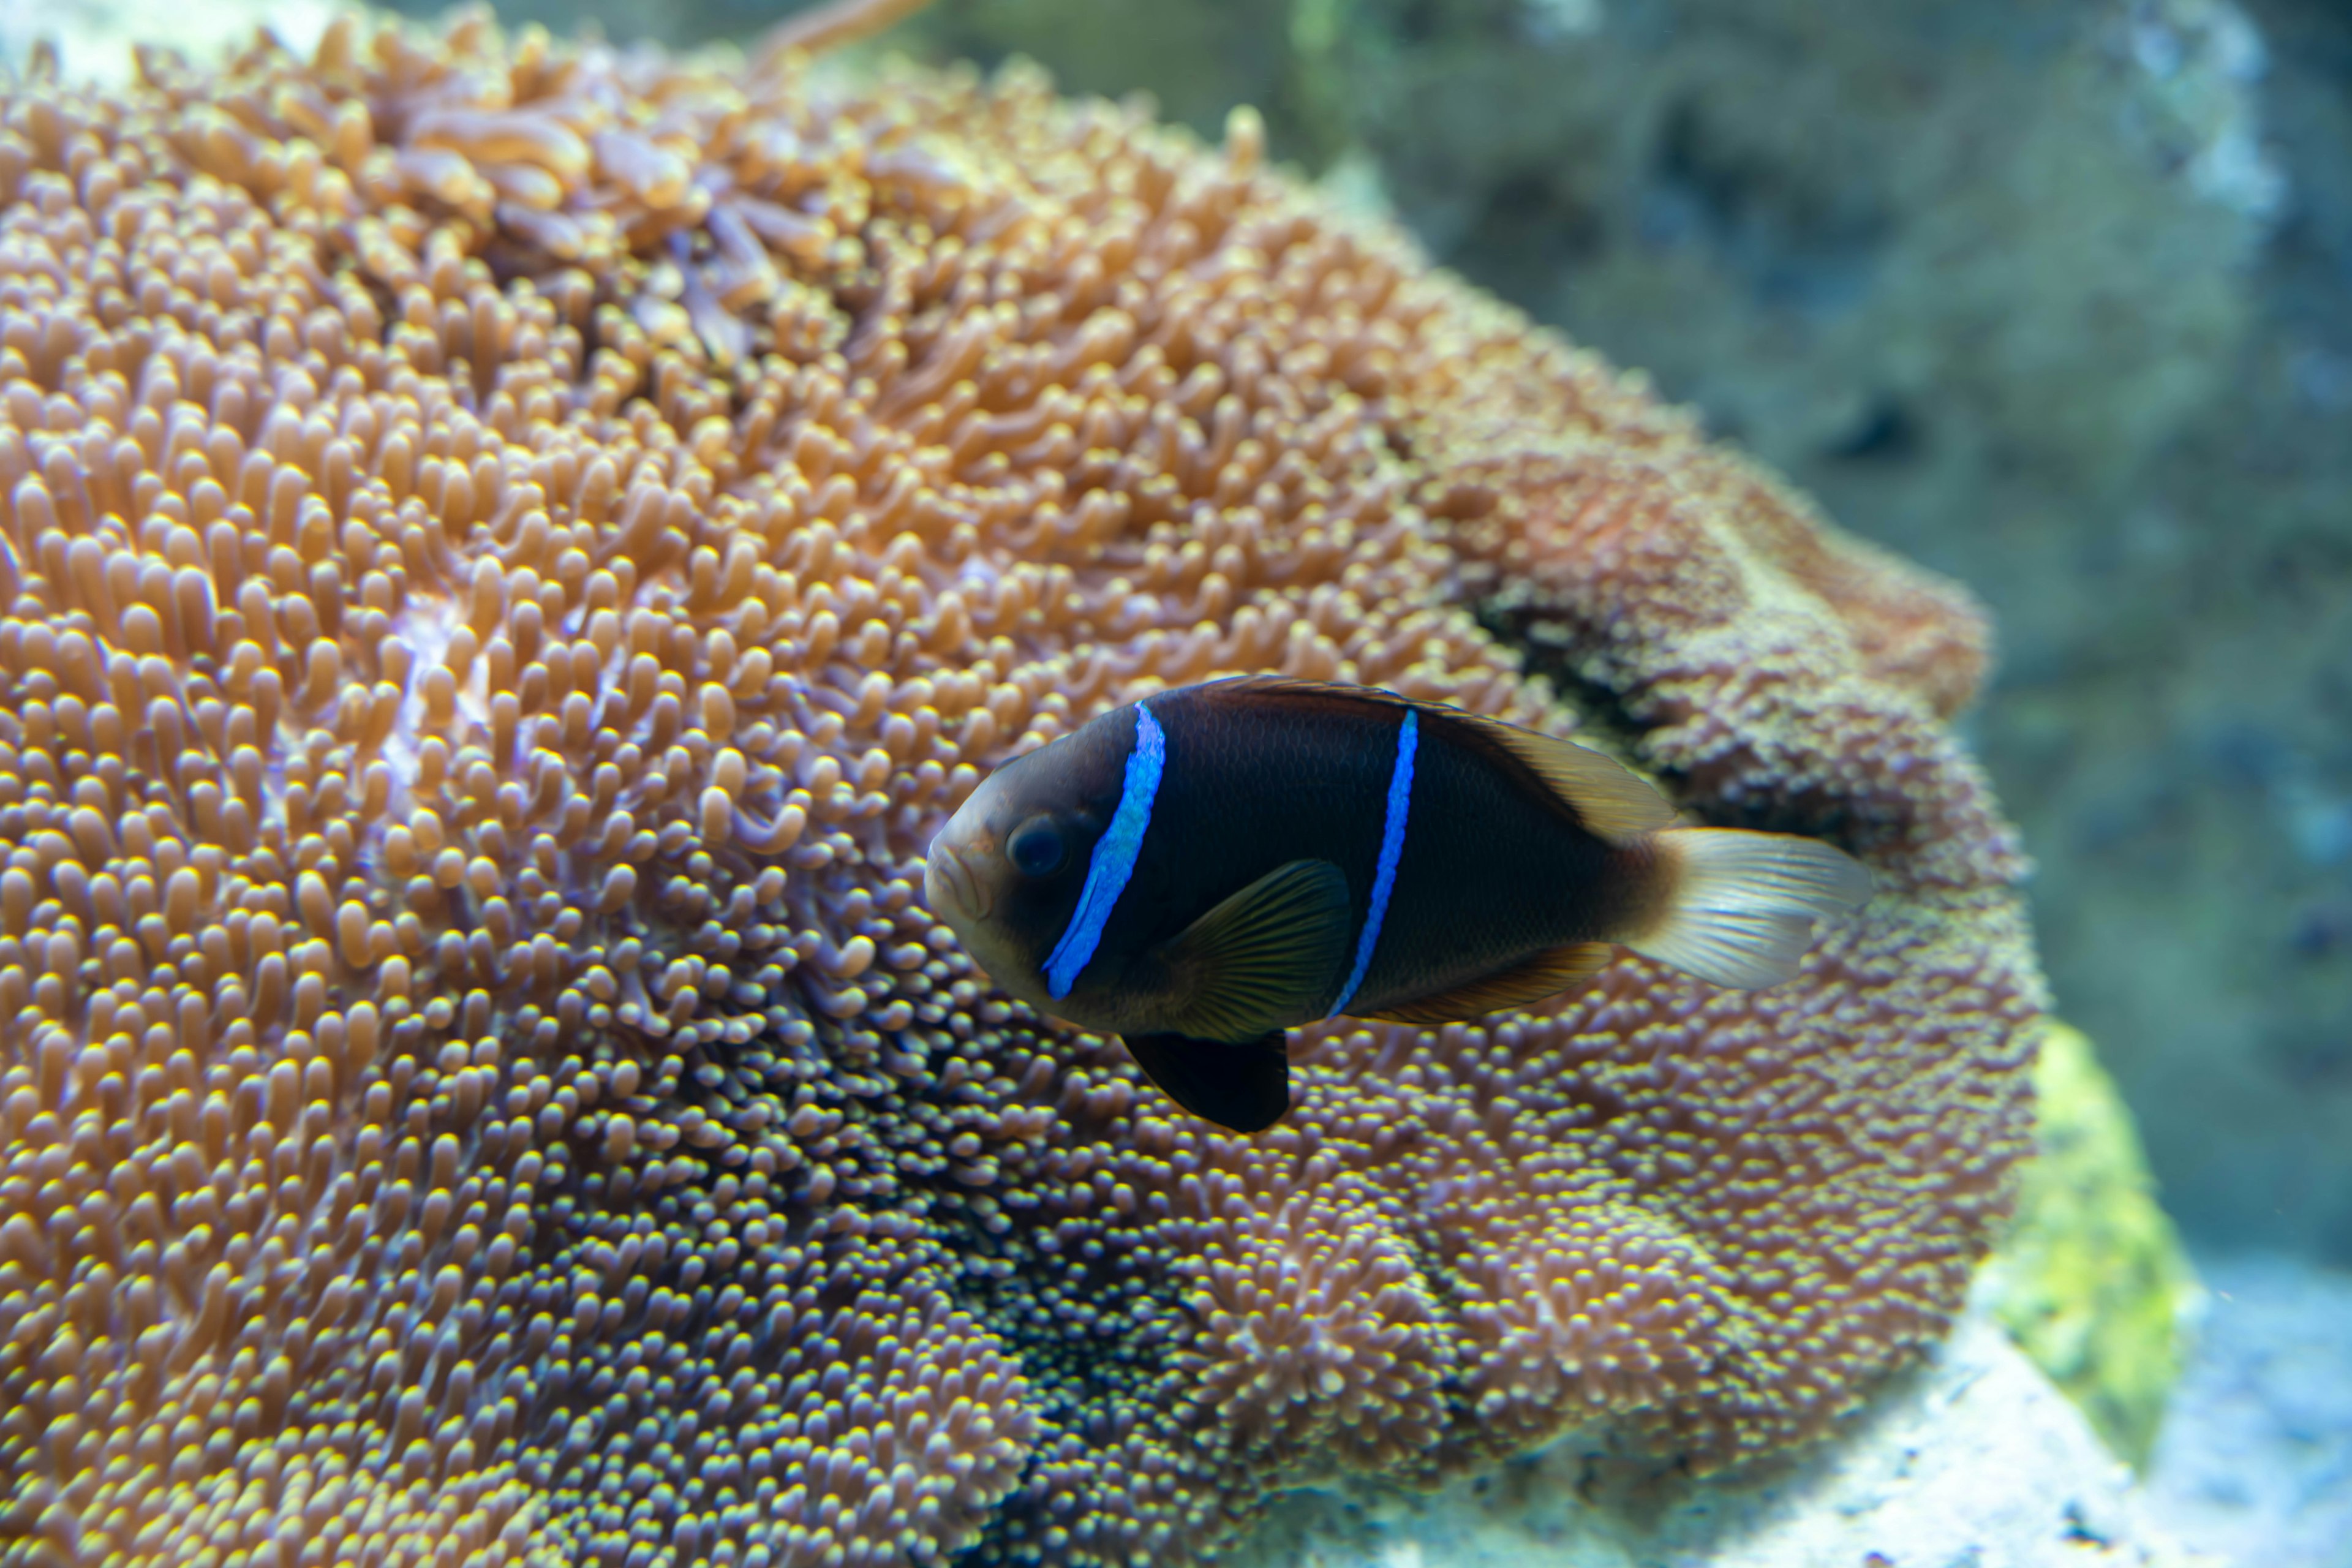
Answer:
top-left (924, 676), bottom-right (1871, 1132)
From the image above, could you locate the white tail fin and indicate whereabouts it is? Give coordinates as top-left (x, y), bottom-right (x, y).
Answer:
top-left (1622, 828), bottom-right (1874, 990)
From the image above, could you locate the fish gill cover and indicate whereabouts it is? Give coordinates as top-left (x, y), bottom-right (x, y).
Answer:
top-left (0, 6), bottom-right (2039, 1565)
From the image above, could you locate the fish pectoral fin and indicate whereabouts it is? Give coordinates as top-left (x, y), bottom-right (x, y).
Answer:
top-left (1362, 941), bottom-right (1614, 1026)
top-left (1155, 857), bottom-right (1353, 1042)
top-left (1122, 1030), bottom-right (1291, 1132)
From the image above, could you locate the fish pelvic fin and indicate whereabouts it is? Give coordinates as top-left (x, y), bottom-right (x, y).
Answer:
top-left (1364, 942), bottom-right (1614, 1026)
top-left (1621, 827), bottom-right (1874, 990)
top-left (1123, 1030), bottom-right (1291, 1132)
top-left (1156, 857), bottom-right (1354, 1042)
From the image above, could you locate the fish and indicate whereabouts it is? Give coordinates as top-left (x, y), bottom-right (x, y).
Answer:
top-left (923, 676), bottom-right (1872, 1133)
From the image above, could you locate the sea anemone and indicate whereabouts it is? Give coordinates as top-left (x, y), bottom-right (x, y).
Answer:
top-left (0, 7), bottom-right (2038, 1564)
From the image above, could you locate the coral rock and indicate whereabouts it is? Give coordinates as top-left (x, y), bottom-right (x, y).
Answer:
top-left (1986, 1022), bottom-right (2200, 1469)
top-left (0, 12), bottom-right (2038, 1567)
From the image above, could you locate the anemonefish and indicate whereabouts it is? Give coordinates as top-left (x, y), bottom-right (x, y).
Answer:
top-left (924, 676), bottom-right (1872, 1133)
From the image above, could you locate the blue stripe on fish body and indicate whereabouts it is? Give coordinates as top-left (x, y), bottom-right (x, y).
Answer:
top-left (1044, 702), bottom-right (1167, 999)
top-left (1329, 708), bottom-right (1418, 1017)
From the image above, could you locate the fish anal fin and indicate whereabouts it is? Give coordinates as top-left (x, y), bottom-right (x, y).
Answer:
top-left (1158, 857), bottom-right (1353, 1042)
top-left (1123, 1030), bottom-right (1291, 1132)
top-left (1198, 674), bottom-right (1673, 844)
top-left (1363, 942), bottom-right (1614, 1027)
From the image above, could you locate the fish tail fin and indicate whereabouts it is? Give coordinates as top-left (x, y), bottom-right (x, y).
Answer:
top-left (1619, 827), bottom-right (1874, 990)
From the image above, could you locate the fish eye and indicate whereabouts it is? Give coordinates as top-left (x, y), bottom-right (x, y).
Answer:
top-left (1007, 815), bottom-right (1068, 878)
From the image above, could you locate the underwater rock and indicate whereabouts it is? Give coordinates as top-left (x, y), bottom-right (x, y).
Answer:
top-left (1983, 1021), bottom-right (2201, 1469)
top-left (1229, 1297), bottom-right (2198, 1568)
top-left (2142, 1250), bottom-right (2352, 1567)
top-left (0, 7), bottom-right (2039, 1565)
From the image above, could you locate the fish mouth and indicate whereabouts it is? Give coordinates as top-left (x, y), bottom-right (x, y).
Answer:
top-left (924, 840), bottom-right (990, 924)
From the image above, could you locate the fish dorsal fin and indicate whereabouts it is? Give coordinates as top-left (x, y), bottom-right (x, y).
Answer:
top-left (1156, 857), bottom-right (1354, 1043)
top-left (1122, 1030), bottom-right (1291, 1131)
top-left (1459, 719), bottom-right (1676, 843)
top-left (1363, 942), bottom-right (1614, 1027)
top-left (1200, 674), bottom-right (1674, 845)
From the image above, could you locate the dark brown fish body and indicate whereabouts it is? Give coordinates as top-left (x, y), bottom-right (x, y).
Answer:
top-left (1093, 685), bottom-right (1645, 1016)
top-left (925, 677), bottom-right (1869, 1132)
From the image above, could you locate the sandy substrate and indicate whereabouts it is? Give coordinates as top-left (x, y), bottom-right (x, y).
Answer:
top-left (1231, 1251), bottom-right (2352, 1568)
top-left (2143, 1251), bottom-right (2352, 1568)
top-left (1235, 1297), bottom-right (2196, 1568)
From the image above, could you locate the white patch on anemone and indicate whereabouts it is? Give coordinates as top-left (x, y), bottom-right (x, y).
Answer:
top-left (379, 591), bottom-right (478, 811)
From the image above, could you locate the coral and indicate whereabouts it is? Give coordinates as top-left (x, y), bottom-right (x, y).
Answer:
top-left (1985, 1021), bottom-right (2200, 1469)
top-left (0, 11), bottom-right (2038, 1567)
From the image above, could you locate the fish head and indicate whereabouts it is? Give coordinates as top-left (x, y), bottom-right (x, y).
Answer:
top-left (924, 711), bottom-right (1135, 1011)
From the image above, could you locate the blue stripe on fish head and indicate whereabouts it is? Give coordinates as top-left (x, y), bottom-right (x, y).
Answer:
top-left (922, 698), bottom-right (1152, 1019)
top-left (1044, 701), bottom-right (1167, 998)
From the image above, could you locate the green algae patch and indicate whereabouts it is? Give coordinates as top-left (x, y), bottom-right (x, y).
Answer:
top-left (1988, 1020), bottom-right (2201, 1469)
